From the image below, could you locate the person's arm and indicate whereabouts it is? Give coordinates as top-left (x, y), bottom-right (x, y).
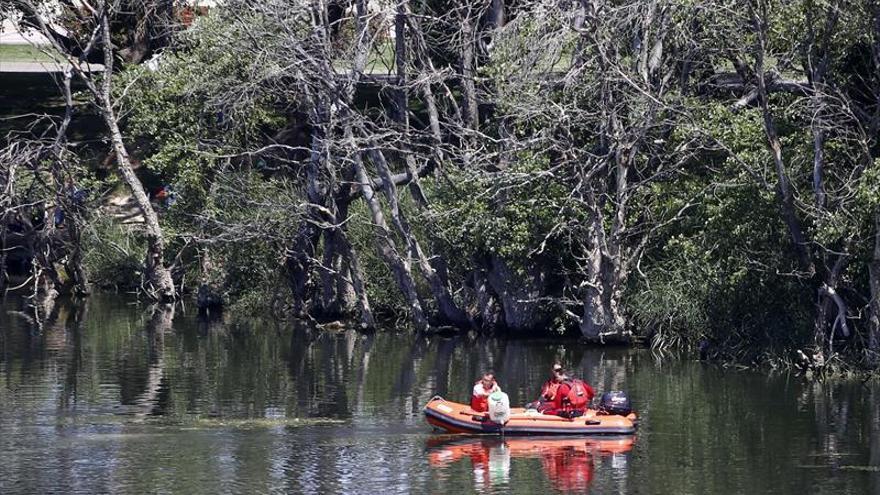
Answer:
top-left (585, 383), bottom-right (595, 402)
top-left (473, 383), bottom-right (485, 397)
top-left (540, 381), bottom-right (552, 400)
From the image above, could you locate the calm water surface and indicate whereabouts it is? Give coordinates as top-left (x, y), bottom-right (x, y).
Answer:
top-left (1, 295), bottom-right (878, 494)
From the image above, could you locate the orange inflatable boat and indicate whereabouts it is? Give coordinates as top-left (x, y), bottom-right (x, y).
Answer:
top-left (424, 396), bottom-right (637, 436)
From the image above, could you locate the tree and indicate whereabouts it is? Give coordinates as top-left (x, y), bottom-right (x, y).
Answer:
top-left (6, 0), bottom-right (176, 300)
top-left (722, 0), bottom-right (880, 361)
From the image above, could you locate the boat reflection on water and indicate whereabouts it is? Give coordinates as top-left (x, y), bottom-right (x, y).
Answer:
top-left (427, 436), bottom-right (633, 493)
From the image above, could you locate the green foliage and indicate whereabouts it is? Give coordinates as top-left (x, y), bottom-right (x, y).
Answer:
top-left (629, 237), bottom-right (714, 347)
top-left (113, 12), bottom-right (298, 313)
top-left (117, 13), bottom-right (284, 203)
top-left (630, 101), bottom-right (820, 353)
top-left (82, 216), bottom-right (147, 291)
top-left (196, 169), bottom-right (302, 314)
top-left (429, 154), bottom-right (579, 269)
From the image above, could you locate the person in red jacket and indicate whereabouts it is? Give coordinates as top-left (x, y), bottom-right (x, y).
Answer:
top-left (533, 364), bottom-right (595, 416)
top-left (470, 372), bottom-right (500, 412)
top-left (531, 363), bottom-right (567, 414)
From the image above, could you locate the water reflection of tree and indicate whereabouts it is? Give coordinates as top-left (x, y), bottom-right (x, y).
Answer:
top-left (130, 304), bottom-right (174, 417)
top-left (430, 337), bottom-right (459, 398)
top-left (813, 380), bottom-right (880, 493)
top-left (59, 300), bottom-right (87, 410)
top-left (285, 326), bottom-right (358, 418)
top-left (352, 331), bottom-right (374, 415)
top-left (867, 386), bottom-right (880, 495)
top-left (115, 305), bottom-right (171, 412)
top-left (0, 296), bottom-right (84, 407)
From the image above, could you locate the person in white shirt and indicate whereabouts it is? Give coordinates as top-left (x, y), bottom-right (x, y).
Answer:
top-left (470, 372), bottom-right (500, 412)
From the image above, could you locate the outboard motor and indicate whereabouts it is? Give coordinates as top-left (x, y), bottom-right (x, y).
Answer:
top-left (598, 391), bottom-right (632, 416)
top-left (488, 391), bottom-right (511, 425)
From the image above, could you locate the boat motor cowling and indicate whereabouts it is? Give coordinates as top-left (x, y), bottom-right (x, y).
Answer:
top-left (488, 391), bottom-right (511, 425)
top-left (598, 391), bottom-right (632, 416)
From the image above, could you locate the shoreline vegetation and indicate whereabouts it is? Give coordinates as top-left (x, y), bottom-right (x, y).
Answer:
top-left (1, 0), bottom-right (879, 374)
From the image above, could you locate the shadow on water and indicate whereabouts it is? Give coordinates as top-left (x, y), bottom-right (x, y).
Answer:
top-left (0, 294), bottom-right (879, 494)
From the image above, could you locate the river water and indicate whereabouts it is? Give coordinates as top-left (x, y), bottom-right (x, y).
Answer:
top-left (0, 295), bottom-right (878, 494)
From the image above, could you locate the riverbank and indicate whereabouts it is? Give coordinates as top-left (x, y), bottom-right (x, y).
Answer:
top-left (4, 287), bottom-right (877, 380)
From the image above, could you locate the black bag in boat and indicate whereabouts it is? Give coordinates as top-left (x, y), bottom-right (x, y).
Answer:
top-left (598, 391), bottom-right (632, 416)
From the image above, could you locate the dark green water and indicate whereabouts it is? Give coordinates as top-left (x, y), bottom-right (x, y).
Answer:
top-left (1, 295), bottom-right (878, 494)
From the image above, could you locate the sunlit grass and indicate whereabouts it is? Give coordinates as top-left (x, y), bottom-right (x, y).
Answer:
top-left (0, 44), bottom-right (59, 62)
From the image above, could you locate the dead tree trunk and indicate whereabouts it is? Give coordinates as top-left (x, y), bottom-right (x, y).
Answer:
top-left (869, 211), bottom-right (880, 365)
top-left (319, 228), bottom-right (343, 315)
top-left (0, 162), bottom-right (13, 292)
top-left (335, 229), bottom-right (375, 329)
top-left (10, 1), bottom-right (172, 300)
top-left (486, 0), bottom-right (505, 31)
top-left (471, 264), bottom-right (500, 329)
top-left (802, 5), bottom-right (844, 354)
top-left (579, 189), bottom-right (628, 342)
top-left (0, 225), bottom-right (7, 292)
top-left (334, 0), bottom-right (427, 330)
top-left (407, 10), bottom-right (453, 169)
top-left (459, 9), bottom-right (479, 131)
top-left (751, 5), bottom-right (814, 276)
top-left (869, 5), bottom-right (880, 365)
top-left (381, 11), bottom-right (469, 327)
top-left (287, 100), bottom-right (330, 317)
top-left (485, 255), bottom-right (548, 331)
top-left (319, 184), bottom-right (361, 320)
top-left (350, 135), bottom-right (428, 331)
top-left (368, 147), bottom-right (469, 327)
top-left (51, 67), bottom-right (89, 296)
top-left (94, 9), bottom-right (174, 300)
top-left (815, 253), bottom-right (850, 355)
top-left (313, 166), bottom-right (369, 329)
top-left (756, 80), bottom-right (813, 274)
top-left (286, 223), bottom-right (320, 317)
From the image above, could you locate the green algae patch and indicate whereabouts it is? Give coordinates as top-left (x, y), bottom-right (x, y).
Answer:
top-left (838, 465), bottom-right (880, 472)
top-left (797, 464), bottom-right (880, 472)
top-left (165, 416), bottom-right (347, 430)
top-left (54, 414), bottom-right (345, 430)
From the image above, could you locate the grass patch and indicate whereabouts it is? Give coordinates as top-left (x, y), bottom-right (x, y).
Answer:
top-left (0, 44), bottom-right (59, 62)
